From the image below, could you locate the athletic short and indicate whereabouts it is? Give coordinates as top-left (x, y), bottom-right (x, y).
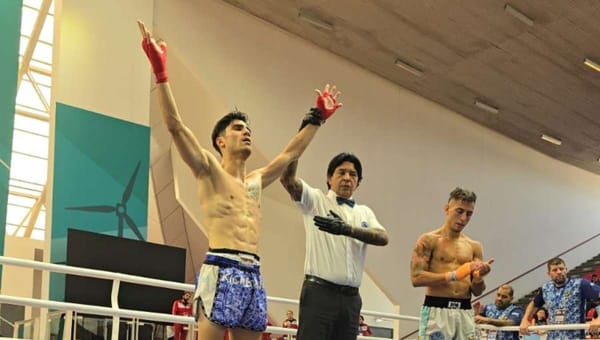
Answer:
top-left (418, 296), bottom-right (476, 340)
top-left (193, 248), bottom-right (267, 332)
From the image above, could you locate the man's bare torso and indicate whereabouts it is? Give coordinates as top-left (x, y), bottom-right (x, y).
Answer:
top-left (426, 229), bottom-right (478, 299)
top-left (196, 167), bottom-right (263, 254)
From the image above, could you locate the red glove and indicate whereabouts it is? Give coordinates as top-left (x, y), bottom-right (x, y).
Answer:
top-left (141, 37), bottom-right (168, 83)
top-left (315, 90), bottom-right (342, 121)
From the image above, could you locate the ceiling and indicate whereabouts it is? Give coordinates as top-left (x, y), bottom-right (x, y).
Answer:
top-left (222, 0), bottom-right (600, 175)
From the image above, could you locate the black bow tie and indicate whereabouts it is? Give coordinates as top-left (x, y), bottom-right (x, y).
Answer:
top-left (336, 196), bottom-right (355, 208)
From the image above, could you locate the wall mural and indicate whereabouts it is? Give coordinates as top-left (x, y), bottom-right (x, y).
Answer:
top-left (50, 103), bottom-right (149, 300)
top-left (65, 160), bottom-right (144, 240)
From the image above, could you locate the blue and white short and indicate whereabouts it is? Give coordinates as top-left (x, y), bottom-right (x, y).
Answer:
top-left (193, 248), bottom-right (267, 332)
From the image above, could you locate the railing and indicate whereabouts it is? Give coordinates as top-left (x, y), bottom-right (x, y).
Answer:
top-left (473, 230), bottom-right (600, 304)
top-left (3, 255), bottom-right (599, 339)
top-left (0, 314), bottom-right (14, 328)
top-left (13, 310), bottom-right (63, 339)
top-left (0, 256), bottom-right (418, 339)
top-left (478, 323), bottom-right (591, 332)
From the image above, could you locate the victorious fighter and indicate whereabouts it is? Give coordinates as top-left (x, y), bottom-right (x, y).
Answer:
top-left (138, 21), bottom-right (342, 340)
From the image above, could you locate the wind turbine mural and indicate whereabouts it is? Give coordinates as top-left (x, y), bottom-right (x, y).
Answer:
top-left (65, 160), bottom-right (144, 240)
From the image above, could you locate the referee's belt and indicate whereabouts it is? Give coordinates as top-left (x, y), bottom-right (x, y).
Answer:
top-left (304, 275), bottom-right (359, 296)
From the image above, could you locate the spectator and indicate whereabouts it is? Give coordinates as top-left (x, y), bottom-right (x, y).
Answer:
top-left (280, 310), bottom-right (298, 339)
top-left (531, 307), bottom-right (548, 326)
top-left (171, 292), bottom-right (192, 340)
top-left (528, 306), bottom-right (548, 337)
top-left (587, 301), bottom-right (600, 321)
top-left (358, 315), bottom-right (373, 336)
top-left (475, 284), bottom-right (523, 340)
top-left (519, 257), bottom-right (600, 339)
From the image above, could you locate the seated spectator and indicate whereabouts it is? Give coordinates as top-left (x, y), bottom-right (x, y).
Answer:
top-left (278, 310), bottom-right (298, 340)
top-left (476, 284), bottom-right (523, 340)
top-left (282, 310), bottom-right (297, 328)
top-left (358, 315), bottom-right (373, 336)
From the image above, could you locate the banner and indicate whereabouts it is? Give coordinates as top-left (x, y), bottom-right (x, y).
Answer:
top-left (50, 103), bottom-right (150, 300)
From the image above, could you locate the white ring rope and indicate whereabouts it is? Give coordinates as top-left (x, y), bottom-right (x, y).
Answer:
top-left (1, 256), bottom-right (592, 338)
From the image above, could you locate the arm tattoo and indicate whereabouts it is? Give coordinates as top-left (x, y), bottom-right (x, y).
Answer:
top-left (280, 160), bottom-right (302, 201)
top-left (349, 227), bottom-right (388, 246)
top-left (471, 279), bottom-right (486, 296)
top-left (411, 237), bottom-right (432, 275)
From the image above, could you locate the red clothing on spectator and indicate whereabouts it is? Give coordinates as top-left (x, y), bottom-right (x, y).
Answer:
top-left (262, 321), bottom-right (272, 339)
top-left (278, 318), bottom-right (298, 339)
top-left (588, 307), bottom-right (596, 321)
top-left (172, 299), bottom-right (193, 340)
top-left (359, 322), bottom-right (373, 336)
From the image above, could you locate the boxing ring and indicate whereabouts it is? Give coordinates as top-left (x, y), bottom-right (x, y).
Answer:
top-left (0, 256), bottom-right (417, 339)
top-left (0, 256), bottom-right (594, 339)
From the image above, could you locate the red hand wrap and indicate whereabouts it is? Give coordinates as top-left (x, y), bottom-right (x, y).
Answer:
top-left (315, 92), bottom-right (341, 121)
top-left (141, 38), bottom-right (168, 83)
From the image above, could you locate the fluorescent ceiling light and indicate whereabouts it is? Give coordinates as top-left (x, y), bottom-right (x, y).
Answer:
top-left (504, 4), bottom-right (534, 26)
top-left (584, 58), bottom-right (600, 73)
top-left (298, 8), bottom-right (333, 31)
top-left (541, 134), bottom-right (562, 146)
top-left (394, 58), bottom-right (424, 77)
top-left (474, 99), bottom-right (499, 114)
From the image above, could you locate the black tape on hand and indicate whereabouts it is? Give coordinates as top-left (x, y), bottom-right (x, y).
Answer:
top-left (299, 108), bottom-right (323, 131)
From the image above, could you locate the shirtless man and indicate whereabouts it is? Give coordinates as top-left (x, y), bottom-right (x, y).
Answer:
top-left (410, 187), bottom-right (494, 340)
top-left (137, 21), bottom-right (342, 340)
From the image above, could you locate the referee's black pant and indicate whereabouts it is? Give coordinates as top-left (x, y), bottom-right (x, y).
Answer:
top-left (296, 275), bottom-right (362, 340)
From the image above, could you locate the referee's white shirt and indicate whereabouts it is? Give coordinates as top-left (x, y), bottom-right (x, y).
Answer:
top-left (298, 180), bottom-right (386, 288)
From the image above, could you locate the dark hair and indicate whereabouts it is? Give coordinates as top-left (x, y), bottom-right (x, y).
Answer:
top-left (448, 187), bottom-right (477, 203)
top-left (534, 307), bottom-right (548, 321)
top-left (211, 110), bottom-right (249, 155)
top-left (547, 257), bottom-right (565, 271)
top-left (326, 152), bottom-right (363, 189)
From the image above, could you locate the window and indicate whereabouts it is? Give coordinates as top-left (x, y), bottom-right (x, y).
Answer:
top-left (6, 0), bottom-right (54, 240)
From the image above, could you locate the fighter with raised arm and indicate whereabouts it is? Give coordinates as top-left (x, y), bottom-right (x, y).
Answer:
top-left (137, 21), bottom-right (342, 340)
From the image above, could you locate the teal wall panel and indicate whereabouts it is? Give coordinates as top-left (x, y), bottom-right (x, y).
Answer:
top-left (51, 103), bottom-right (150, 300)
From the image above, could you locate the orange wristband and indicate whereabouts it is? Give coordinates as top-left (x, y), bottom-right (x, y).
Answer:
top-left (446, 262), bottom-right (472, 282)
